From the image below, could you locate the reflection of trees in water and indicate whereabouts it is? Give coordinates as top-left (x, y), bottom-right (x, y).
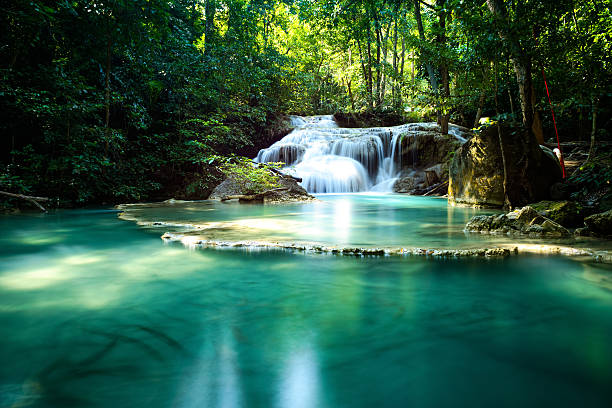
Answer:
top-left (30, 319), bottom-right (191, 406)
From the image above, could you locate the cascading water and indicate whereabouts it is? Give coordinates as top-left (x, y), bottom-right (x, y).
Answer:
top-left (255, 115), bottom-right (469, 193)
top-left (255, 115), bottom-right (404, 193)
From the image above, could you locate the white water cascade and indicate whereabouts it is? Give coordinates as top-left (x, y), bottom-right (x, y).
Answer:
top-left (255, 115), bottom-right (469, 193)
top-left (255, 115), bottom-right (406, 193)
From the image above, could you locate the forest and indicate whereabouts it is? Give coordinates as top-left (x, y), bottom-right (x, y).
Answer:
top-left (3, 3), bottom-right (612, 406)
top-left (1, 0), bottom-right (611, 206)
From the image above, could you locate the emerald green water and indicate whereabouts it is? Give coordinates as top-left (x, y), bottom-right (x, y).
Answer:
top-left (1, 196), bottom-right (612, 407)
top-left (119, 194), bottom-right (491, 248)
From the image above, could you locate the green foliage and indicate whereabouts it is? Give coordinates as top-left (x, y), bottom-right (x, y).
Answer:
top-left (0, 0), bottom-right (300, 205)
top-left (0, 0), bottom-right (610, 206)
top-left (570, 150), bottom-right (612, 199)
top-left (220, 157), bottom-right (281, 194)
top-left (0, 165), bottom-right (30, 194)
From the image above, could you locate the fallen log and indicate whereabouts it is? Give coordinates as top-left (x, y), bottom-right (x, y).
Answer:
top-left (0, 190), bottom-right (49, 212)
top-left (423, 180), bottom-right (449, 197)
top-left (220, 188), bottom-right (289, 202)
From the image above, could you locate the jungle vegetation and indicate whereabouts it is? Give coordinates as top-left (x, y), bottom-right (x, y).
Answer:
top-left (1, 0), bottom-right (610, 205)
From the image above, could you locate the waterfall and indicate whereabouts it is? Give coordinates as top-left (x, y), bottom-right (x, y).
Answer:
top-left (254, 115), bottom-right (466, 193)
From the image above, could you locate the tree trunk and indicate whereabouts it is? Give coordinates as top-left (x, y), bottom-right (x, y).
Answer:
top-left (356, 36), bottom-right (371, 110)
top-left (506, 57), bottom-right (515, 115)
top-left (366, 20), bottom-right (374, 110)
top-left (588, 95), bottom-right (599, 160)
top-left (494, 59), bottom-right (511, 210)
top-left (399, 36), bottom-right (406, 110)
top-left (440, 65), bottom-right (450, 134)
top-left (413, 0), bottom-right (438, 93)
top-left (379, 20), bottom-right (392, 107)
top-left (531, 83), bottom-right (545, 144)
top-left (437, 0), bottom-right (450, 135)
top-left (513, 60), bottom-right (534, 131)
top-left (392, 17), bottom-right (398, 109)
top-left (486, 0), bottom-right (539, 143)
top-left (374, 16), bottom-right (382, 107)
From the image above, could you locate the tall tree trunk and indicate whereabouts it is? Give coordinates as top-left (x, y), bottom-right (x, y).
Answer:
top-left (486, 0), bottom-right (543, 143)
top-left (356, 36), bottom-right (372, 110)
top-left (400, 36), bottom-right (406, 109)
top-left (379, 20), bottom-right (392, 107)
top-left (366, 21), bottom-right (374, 110)
top-left (440, 66), bottom-right (450, 134)
top-left (436, 0), bottom-right (450, 134)
top-left (531, 83), bottom-right (545, 144)
top-left (513, 60), bottom-right (534, 131)
top-left (506, 57), bottom-right (515, 116)
top-left (413, 0), bottom-right (438, 93)
top-left (588, 95), bottom-right (599, 160)
top-left (392, 17), bottom-right (399, 110)
top-left (495, 59), bottom-right (511, 209)
top-left (374, 17), bottom-right (382, 107)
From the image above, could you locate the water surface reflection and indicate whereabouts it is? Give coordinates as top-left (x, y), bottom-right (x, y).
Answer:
top-left (0, 208), bottom-right (611, 407)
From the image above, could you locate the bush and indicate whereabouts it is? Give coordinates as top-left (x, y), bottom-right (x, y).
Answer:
top-left (220, 158), bottom-right (282, 195)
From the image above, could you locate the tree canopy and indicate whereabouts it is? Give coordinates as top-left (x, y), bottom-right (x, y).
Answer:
top-left (1, 0), bottom-right (610, 204)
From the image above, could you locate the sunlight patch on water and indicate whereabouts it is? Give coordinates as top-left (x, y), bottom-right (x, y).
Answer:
top-left (0, 266), bottom-right (69, 290)
top-left (333, 198), bottom-right (352, 242)
top-left (61, 253), bottom-right (106, 265)
top-left (176, 328), bottom-right (244, 408)
top-left (17, 234), bottom-right (64, 246)
top-left (278, 340), bottom-right (321, 408)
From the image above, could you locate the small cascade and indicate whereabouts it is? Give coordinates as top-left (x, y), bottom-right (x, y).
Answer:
top-left (255, 115), bottom-right (466, 193)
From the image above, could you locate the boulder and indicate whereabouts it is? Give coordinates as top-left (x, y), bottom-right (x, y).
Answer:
top-left (425, 168), bottom-right (439, 186)
top-left (465, 205), bottom-right (570, 237)
top-left (393, 166), bottom-right (446, 195)
top-left (391, 125), bottom-right (463, 196)
top-left (209, 173), bottom-right (314, 203)
top-left (528, 200), bottom-right (589, 228)
top-left (583, 210), bottom-right (612, 237)
top-left (399, 128), bottom-right (462, 169)
top-left (449, 124), bottom-right (563, 207)
top-left (393, 175), bottom-right (419, 193)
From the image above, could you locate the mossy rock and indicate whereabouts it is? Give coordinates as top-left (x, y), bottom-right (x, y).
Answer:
top-left (584, 210), bottom-right (612, 237)
top-left (448, 124), bottom-right (562, 208)
top-left (528, 200), bottom-right (587, 228)
top-left (465, 206), bottom-right (570, 237)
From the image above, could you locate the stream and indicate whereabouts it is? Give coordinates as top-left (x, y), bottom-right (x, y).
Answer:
top-left (1, 195), bottom-right (612, 407)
